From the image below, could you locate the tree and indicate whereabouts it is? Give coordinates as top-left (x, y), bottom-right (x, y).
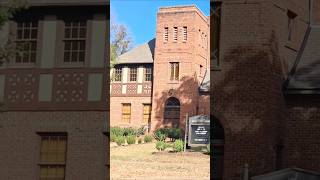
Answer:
top-left (110, 23), bottom-right (132, 68)
top-left (0, 0), bottom-right (28, 66)
top-left (0, 0), bottom-right (27, 110)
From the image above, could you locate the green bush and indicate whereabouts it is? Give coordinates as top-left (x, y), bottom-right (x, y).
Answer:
top-left (115, 136), bottom-right (125, 146)
top-left (173, 139), bottom-right (184, 152)
top-left (136, 126), bottom-right (146, 137)
top-left (138, 138), bottom-right (142, 144)
top-left (168, 128), bottom-right (181, 141)
top-left (156, 140), bottom-right (168, 151)
top-left (111, 127), bottom-right (125, 137)
top-left (126, 135), bottom-right (136, 145)
top-left (123, 127), bottom-right (136, 136)
top-left (144, 135), bottom-right (153, 143)
top-left (154, 128), bottom-right (168, 141)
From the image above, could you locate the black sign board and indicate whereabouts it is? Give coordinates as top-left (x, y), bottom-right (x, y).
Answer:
top-left (188, 115), bottom-right (210, 146)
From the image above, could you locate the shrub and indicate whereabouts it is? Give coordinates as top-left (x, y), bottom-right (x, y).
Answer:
top-left (168, 128), bottom-right (181, 141)
top-left (156, 140), bottom-right (168, 151)
top-left (173, 139), bottom-right (184, 152)
top-left (111, 126), bottom-right (125, 137)
top-left (123, 127), bottom-right (136, 136)
top-left (207, 144), bottom-right (210, 154)
top-left (154, 128), bottom-right (168, 141)
top-left (144, 135), bottom-right (153, 143)
top-left (115, 136), bottom-right (125, 146)
top-left (138, 138), bottom-right (142, 144)
top-left (136, 126), bottom-right (146, 137)
top-left (126, 135), bottom-right (136, 145)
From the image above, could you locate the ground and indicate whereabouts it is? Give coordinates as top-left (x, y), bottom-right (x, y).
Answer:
top-left (110, 141), bottom-right (210, 180)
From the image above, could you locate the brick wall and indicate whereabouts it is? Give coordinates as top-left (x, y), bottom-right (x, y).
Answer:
top-left (0, 111), bottom-right (107, 180)
top-left (110, 96), bottom-right (152, 128)
top-left (211, 0), bottom-right (316, 179)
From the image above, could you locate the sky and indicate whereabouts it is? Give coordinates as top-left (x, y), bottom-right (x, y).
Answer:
top-left (111, 0), bottom-right (210, 46)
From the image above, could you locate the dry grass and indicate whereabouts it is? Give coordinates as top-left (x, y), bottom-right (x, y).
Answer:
top-left (110, 141), bottom-right (210, 180)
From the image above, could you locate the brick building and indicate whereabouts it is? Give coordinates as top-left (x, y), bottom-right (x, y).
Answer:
top-left (211, 0), bottom-right (320, 179)
top-left (0, 1), bottom-right (108, 180)
top-left (110, 5), bottom-right (210, 132)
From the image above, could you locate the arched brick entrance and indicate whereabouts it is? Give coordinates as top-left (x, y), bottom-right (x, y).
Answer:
top-left (163, 97), bottom-right (180, 128)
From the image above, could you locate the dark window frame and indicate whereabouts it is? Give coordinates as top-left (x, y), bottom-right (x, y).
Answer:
top-left (129, 67), bottom-right (137, 82)
top-left (122, 103), bottom-right (131, 123)
top-left (144, 66), bottom-right (152, 81)
top-left (169, 62), bottom-right (179, 81)
top-left (37, 132), bottom-right (67, 180)
top-left (114, 67), bottom-right (122, 82)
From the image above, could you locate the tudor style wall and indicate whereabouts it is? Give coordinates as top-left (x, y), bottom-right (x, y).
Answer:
top-left (211, 0), bottom-right (316, 179)
top-left (0, 5), bottom-right (108, 180)
top-left (151, 5), bottom-right (210, 132)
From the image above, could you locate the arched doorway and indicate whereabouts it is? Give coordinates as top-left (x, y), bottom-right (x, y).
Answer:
top-left (163, 97), bottom-right (180, 128)
top-left (212, 115), bottom-right (225, 180)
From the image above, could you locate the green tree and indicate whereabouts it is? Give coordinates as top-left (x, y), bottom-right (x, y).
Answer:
top-left (0, 0), bottom-right (28, 66)
top-left (0, 0), bottom-right (27, 110)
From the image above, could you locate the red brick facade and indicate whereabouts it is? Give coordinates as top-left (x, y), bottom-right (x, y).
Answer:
top-left (212, 0), bottom-right (320, 179)
top-left (110, 5), bottom-right (210, 131)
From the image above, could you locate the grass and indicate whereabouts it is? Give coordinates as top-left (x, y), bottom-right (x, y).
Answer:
top-left (110, 142), bottom-right (210, 180)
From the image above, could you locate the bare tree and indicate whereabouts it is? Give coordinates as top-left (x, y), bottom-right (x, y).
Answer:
top-left (110, 23), bottom-right (132, 68)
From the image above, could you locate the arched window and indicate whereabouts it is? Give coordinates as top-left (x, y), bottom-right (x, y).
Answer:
top-left (163, 97), bottom-right (180, 128)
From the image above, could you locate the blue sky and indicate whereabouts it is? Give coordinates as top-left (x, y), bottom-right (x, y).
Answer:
top-left (111, 0), bottom-right (210, 46)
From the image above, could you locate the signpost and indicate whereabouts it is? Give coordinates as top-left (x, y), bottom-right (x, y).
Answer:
top-left (188, 115), bottom-right (210, 146)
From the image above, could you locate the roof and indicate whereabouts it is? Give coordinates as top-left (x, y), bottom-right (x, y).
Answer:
top-left (251, 168), bottom-right (320, 180)
top-left (116, 39), bottom-right (155, 65)
top-left (285, 26), bottom-right (320, 94)
top-left (199, 69), bottom-right (210, 92)
top-left (0, 0), bottom-right (108, 6)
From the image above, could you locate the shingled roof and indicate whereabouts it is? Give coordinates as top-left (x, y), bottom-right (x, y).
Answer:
top-left (116, 39), bottom-right (155, 65)
top-left (285, 26), bottom-right (320, 94)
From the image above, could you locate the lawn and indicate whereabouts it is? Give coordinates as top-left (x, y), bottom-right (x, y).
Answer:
top-left (110, 141), bottom-right (210, 180)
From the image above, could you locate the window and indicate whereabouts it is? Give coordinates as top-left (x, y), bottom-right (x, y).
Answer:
top-left (212, 2), bottom-right (222, 69)
top-left (173, 27), bottom-right (178, 41)
top-left (63, 20), bottom-right (86, 63)
top-left (15, 21), bottom-right (38, 64)
top-left (145, 67), bottom-right (152, 81)
top-left (287, 10), bottom-right (297, 41)
top-left (170, 62), bottom-right (179, 81)
top-left (114, 67), bottom-right (122, 82)
top-left (129, 67), bottom-right (137, 81)
top-left (143, 104), bottom-right (152, 124)
top-left (122, 104), bottom-right (131, 123)
top-left (183, 27), bottom-right (187, 41)
top-left (39, 133), bottom-right (67, 180)
top-left (164, 27), bottom-right (168, 42)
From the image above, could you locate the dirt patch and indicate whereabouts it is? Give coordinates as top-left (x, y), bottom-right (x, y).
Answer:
top-left (110, 142), bottom-right (210, 180)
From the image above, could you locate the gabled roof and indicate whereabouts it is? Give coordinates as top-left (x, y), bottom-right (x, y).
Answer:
top-left (285, 26), bottom-right (320, 94)
top-left (116, 39), bottom-right (155, 65)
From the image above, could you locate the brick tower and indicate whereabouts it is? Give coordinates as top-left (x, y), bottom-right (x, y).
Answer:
top-left (151, 5), bottom-right (209, 132)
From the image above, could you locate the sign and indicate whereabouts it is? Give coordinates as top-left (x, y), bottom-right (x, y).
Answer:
top-left (188, 115), bottom-right (210, 146)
